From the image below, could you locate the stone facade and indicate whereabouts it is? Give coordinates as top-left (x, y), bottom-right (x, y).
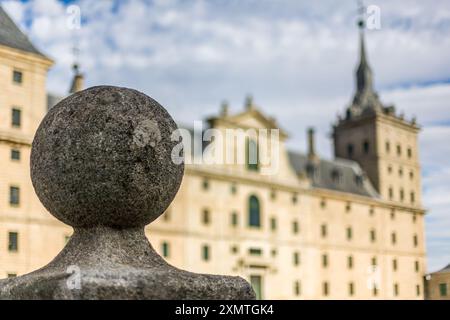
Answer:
top-left (0, 6), bottom-right (426, 299)
top-left (425, 264), bottom-right (450, 300)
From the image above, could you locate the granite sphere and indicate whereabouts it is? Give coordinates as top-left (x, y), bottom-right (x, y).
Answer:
top-left (31, 86), bottom-right (184, 228)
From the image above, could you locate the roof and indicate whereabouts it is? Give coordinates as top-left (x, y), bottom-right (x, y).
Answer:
top-left (434, 264), bottom-right (450, 274)
top-left (288, 151), bottom-right (379, 198)
top-left (0, 6), bottom-right (47, 58)
top-left (177, 122), bottom-right (379, 198)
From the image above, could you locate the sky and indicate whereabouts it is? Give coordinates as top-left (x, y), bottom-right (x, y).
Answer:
top-left (1, 0), bottom-right (449, 272)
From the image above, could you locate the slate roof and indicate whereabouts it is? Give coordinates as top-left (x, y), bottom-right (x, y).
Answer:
top-left (288, 151), bottom-right (379, 198)
top-left (0, 6), bottom-right (47, 57)
top-left (434, 264), bottom-right (450, 274)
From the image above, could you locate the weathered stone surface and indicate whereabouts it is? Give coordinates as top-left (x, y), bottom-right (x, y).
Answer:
top-left (0, 86), bottom-right (255, 300)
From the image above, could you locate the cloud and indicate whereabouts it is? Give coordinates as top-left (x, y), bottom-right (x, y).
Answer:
top-left (2, 0), bottom-right (450, 272)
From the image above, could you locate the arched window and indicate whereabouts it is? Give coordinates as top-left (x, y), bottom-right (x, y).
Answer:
top-left (246, 138), bottom-right (259, 171)
top-left (248, 195), bottom-right (261, 227)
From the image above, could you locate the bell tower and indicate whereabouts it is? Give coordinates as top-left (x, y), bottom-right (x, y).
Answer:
top-left (333, 18), bottom-right (422, 207)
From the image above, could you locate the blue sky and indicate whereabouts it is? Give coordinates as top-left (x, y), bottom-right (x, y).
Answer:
top-left (2, 0), bottom-right (450, 272)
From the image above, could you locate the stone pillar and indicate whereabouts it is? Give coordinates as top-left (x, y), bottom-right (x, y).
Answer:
top-left (0, 86), bottom-right (255, 300)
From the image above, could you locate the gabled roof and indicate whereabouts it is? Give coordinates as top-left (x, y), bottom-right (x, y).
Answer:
top-left (288, 151), bottom-right (379, 198)
top-left (434, 264), bottom-right (450, 274)
top-left (0, 6), bottom-right (47, 58)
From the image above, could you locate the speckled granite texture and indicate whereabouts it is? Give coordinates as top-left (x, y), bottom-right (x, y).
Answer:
top-left (0, 86), bottom-right (255, 300)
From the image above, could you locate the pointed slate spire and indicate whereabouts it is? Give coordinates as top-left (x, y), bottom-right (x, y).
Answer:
top-left (355, 21), bottom-right (374, 94)
top-left (347, 16), bottom-right (383, 118)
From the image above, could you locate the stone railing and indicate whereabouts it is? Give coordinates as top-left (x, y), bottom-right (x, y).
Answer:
top-left (0, 86), bottom-right (255, 300)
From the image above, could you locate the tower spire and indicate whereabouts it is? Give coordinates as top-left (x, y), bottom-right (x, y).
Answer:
top-left (346, 1), bottom-right (383, 118)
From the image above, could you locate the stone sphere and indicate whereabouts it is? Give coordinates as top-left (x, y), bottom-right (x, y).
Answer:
top-left (31, 86), bottom-right (184, 228)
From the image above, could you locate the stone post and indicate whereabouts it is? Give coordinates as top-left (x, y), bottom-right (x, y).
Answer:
top-left (0, 86), bottom-right (255, 300)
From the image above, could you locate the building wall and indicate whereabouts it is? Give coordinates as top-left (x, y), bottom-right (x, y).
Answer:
top-left (0, 45), bottom-right (72, 278)
top-left (148, 164), bottom-right (426, 299)
top-left (426, 271), bottom-right (450, 300)
top-left (0, 37), bottom-right (427, 300)
top-left (333, 113), bottom-right (421, 206)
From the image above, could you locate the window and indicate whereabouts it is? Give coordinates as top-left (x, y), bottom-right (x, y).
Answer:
top-left (270, 189), bottom-right (276, 200)
top-left (246, 138), bottom-right (259, 171)
top-left (293, 252), bottom-right (300, 266)
top-left (320, 198), bottom-right (326, 209)
top-left (400, 189), bottom-right (405, 202)
top-left (163, 208), bottom-right (171, 221)
top-left (323, 282), bottom-right (329, 296)
top-left (347, 144), bottom-right (354, 157)
top-left (294, 281), bottom-right (301, 296)
top-left (271, 249), bottom-right (277, 257)
top-left (9, 186), bottom-right (20, 206)
top-left (346, 227), bottom-right (353, 241)
top-left (292, 193), bottom-right (298, 204)
top-left (202, 178), bottom-right (209, 190)
top-left (322, 254), bottom-right (328, 268)
top-left (202, 209), bottom-right (210, 225)
top-left (415, 261), bottom-right (420, 272)
top-left (331, 169), bottom-right (342, 184)
top-left (345, 202), bottom-right (351, 212)
top-left (393, 259), bottom-right (398, 271)
top-left (391, 209), bottom-right (396, 220)
top-left (369, 206), bottom-right (375, 216)
top-left (394, 283), bottom-right (399, 297)
top-left (249, 248), bottom-right (262, 256)
top-left (161, 242), bottom-right (169, 257)
top-left (231, 183), bottom-right (237, 195)
top-left (363, 140), bottom-right (370, 155)
top-left (397, 144), bottom-right (402, 156)
top-left (439, 283), bottom-right (448, 297)
top-left (413, 234), bottom-right (418, 247)
top-left (388, 165), bottom-right (392, 174)
top-left (371, 256), bottom-right (377, 267)
top-left (11, 149), bottom-right (20, 161)
top-left (407, 148), bottom-right (412, 159)
top-left (270, 217), bottom-right (277, 231)
top-left (231, 212), bottom-right (238, 227)
top-left (386, 141), bottom-right (390, 153)
top-left (410, 171), bottom-right (414, 180)
top-left (391, 232), bottom-right (397, 245)
top-left (321, 224), bottom-right (327, 238)
top-left (250, 275), bottom-right (263, 300)
top-left (12, 108), bottom-right (21, 128)
top-left (8, 232), bottom-right (18, 252)
top-left (349, 282), bottom-right (354, 296)
top-left (348, 255), bottom-right (353, 269)
top-left (248, 195), bottom-right (261, 227)
top-left (399, 167), bottom-right (403, 177)
top-left (370, 229), bottom-right (376, 243)
top-left (231, 246), bottom-right (239, 254)
top-left (13, 70), bottom-right (22, 84)
top-left (416, 285), bottom-right (421, 297)
top-left (410, 192), bottom-right (415, 204)
top-left (7, 273), bottom-right (17, 278)
top-left (373, 287), bottom-right (378, 297)
top-left (292, 221), bottom-right (299, 234)
top-left (413, 213), bottom-right (417, 223)
top-left (389, 187), bottom-right (394, 200)
top-left (202, 245), bottom-right (210, 261)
